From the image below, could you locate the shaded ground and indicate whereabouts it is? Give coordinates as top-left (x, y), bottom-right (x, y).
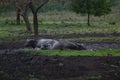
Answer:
top-left (0, 52), bottom-right (120, 80)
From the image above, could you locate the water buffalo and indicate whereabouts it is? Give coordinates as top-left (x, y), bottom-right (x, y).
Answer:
top-left (58, 39), bottom-right (86, 50)
top-left (25, 39), bottom-right (86, 50)
top-left (25, 39), bottom-right (60, 49)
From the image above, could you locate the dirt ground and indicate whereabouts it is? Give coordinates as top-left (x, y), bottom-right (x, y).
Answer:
top-left (0, 52), bottom-right (120, 80)
top-left (0, 38), bottom-right (120, 80)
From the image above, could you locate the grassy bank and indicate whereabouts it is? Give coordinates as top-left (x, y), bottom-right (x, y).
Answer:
top-left (0, 22), bottom-right (120, 41)
top-left (19, 49), bottom-right (120, 56)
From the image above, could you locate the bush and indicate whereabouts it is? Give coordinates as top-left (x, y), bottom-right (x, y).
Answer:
top-left (4, 19), bottom-right (16, 25)
top-left (109, 21), bottom-right (116, 25)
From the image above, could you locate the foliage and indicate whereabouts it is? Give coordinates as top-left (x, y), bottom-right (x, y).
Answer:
top-left (72, 0), bottom-right (112, 16)
top-left (72, 0), bottom-right (112, 26)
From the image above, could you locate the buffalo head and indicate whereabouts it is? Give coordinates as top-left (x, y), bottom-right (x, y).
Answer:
top-left (24, 39), bottom-right (37, 48)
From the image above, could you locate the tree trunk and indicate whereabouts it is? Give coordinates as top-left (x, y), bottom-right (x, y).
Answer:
top-left (87, 0), bottom-right (90, 26)
top-left (16, 8), bottom-right (21, 25)
top-left (23, 14), bottom-right (31, 32)
top-left (88, 13), bottom-right (90, 26)
top-left (29, 0), bottom-right (49, 37)
top-left (33, 13), bottom-right (39, 36)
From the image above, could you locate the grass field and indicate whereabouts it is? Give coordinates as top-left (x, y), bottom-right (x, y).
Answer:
top-left (0, 23), bottom-right (120, 41)
top-left (0, 10), bottom-right (120, 41)
top-left (19, 48), bottom-right (120, 56)
top-left (0, 19), bottom-right (120, 41)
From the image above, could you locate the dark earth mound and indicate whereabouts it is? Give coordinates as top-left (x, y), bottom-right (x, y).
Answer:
top-left (0, 52), bottom-right (120, 80)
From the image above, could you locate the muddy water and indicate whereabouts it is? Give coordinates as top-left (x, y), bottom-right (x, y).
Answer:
top-left (0, 41), bottom-right (120, 53)
top-left (81, 42), bottom-right (120, 50)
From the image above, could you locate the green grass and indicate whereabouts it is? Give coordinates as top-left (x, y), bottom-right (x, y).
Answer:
top-left (19, 49), bottom-right (120, 56)
top-left (0, 22), bottom-right (120, 41)
top-left (0, 11), bottom-right (120, 41)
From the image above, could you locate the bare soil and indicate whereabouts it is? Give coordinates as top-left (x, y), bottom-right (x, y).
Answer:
top-left (0, 52), bottom-right (120, 80)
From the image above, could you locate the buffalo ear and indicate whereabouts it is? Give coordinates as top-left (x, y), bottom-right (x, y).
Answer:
top-left (26, 39), bottom-right (33, 42)
top-left (26, 39), bottom-right (36, 42)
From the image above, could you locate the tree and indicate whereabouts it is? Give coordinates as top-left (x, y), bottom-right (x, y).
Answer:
top-left (15, 0), bottom-right (32, 32)
top-left (15, 0), bottom-right (49, 36)
top-left (16, 8), bottom-right (21, 25)
top-left (72, 0), bottom-right (112, 26)
top-left (29, 0), bottom-right (49, 36)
